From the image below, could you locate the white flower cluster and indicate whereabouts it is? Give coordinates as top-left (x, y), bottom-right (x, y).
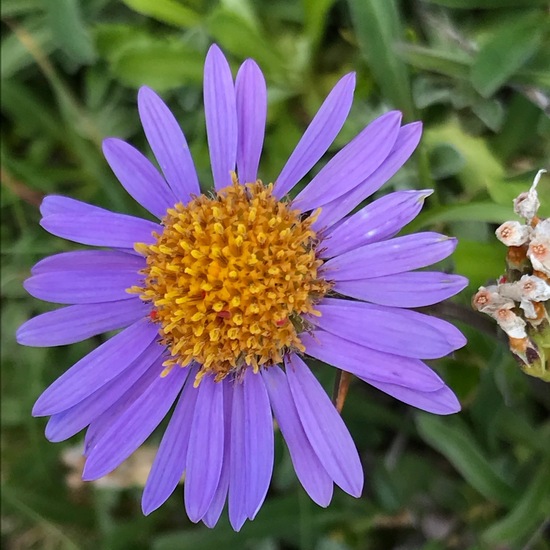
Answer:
top-left (473, 170), bottom-right (550, 381)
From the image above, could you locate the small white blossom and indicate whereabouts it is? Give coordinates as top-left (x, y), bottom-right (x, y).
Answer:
top-left (519, 300), bottom-right (537, 320)
top-left (514, 169), bottom-right (546, 222)
top-left (528, 237), bottom-right (550, 277)
top-left (532, 218), bottom-right (550, 240)
top-left (494, 309), bottom-right (527, 339)
top-left (472, 286), bottom-right (514, 314)
top-left (518, 274), bottom-right (550, 302)
top-left (495, 221), bottom-right (531, 246)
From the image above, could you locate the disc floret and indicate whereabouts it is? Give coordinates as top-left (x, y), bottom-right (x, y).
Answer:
top-left (131, 177), bottom-right (331, 383)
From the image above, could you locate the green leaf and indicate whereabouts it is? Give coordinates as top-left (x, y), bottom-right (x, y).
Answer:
top-left (45, 0), bottom-right (96, 65)
top-left (218, 0), bottom-right (260, 29)
top-left (122, 0), bottom-right (201, 28)
top-left (347, 0), bottom-right (415, 118)
top-left (483, 459), bottom-right (550, 547)
top-left (397, 44), bottom-right (472, 80)
top-left (1, 485), bottom-right (86, 548)
top-left (303, 0), bottom-right (338, 52)
top-left (494, 93), bottom-right (546, 159)
top-left (494, 407), bottom-right (550, 454)
top-left (416, 414), bottom-right (518, 507)
top-left (420, 0), bottom-right (547, 8)
top-left (95, 23), bottom-right (151, 58)
top-left (1, 396), bottom-right (27, 426)
top-left (471, 13), bottom-right (545, 97)
top-left (206, 8), bottom-right (285, 76)
top-left (1, 79), bottom-right (64, 141)
top-left (412, 76), bottom-right (453, 108)
top-left (1, 0), bottom-right (44, 17)
top-left (471, 98), bottom-right (504, 131)
top-left (408, 202), bottom-right (517, 232)
top-left (516, 67), bottom-right (550, 89)
top-left (110, 41), bottom-right (204, 91)
top-left (429, 143), bottom-right (466, 180)
top-left (453, 240), bottom-right (505, 290)
top-left (153, 495), bottom-right (344, 550)
top-left (0, 21), bottom-right (55, 79)
top-left (424, 120), bottom-right (506, 200)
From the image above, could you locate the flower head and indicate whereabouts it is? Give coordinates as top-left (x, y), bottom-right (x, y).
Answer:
top-left (473, 169), bottom-right (549, 382)
top-left (18, 44), bottom-right (467, 530)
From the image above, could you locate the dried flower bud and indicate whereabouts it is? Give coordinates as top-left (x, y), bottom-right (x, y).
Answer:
top-left (494, 308), bottom-right (527, 339)
top-left (532, 218), bottom-right (550, 238)
top-left (528, 238), bottom-right (550, 277)
top-left (519, 299), bottom-right (537, 320)
top-left (472, 286), bottom-right (514, 314)
top-left (514, 169), bottom-right (545, 222)
top-left (518, 274), bottom-right (550, 302)
top-left (495, 221), bottom-right (531, 246)
top-left (505, 245), bottom-right (529, 271)
top-left (473, 169), bottom-right (549, 382)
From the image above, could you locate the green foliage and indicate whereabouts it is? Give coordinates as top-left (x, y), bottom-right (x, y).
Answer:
top-left (121, 0), bottom-right (202, 28)
top-left (470, 13), bottom-right (544, 98)
top-left (347, 0), bottom-right (415, 119)
top-left (45, 0), bottom-right (97, 65)
top-left (2, 0), bottom-right (550, 549)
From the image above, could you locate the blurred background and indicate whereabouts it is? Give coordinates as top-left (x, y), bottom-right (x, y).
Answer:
top-left (1, 0), bottom-right (550, 549)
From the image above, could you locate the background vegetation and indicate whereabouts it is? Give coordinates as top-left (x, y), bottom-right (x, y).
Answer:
top-left (2, 0), bottom-right (549, 548)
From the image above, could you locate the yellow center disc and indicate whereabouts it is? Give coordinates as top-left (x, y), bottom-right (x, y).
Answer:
top-left (131, 176), bottom-right (331, 384)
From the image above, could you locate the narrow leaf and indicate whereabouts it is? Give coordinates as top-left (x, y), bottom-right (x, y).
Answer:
top-left (45, 0), bottom-right (96, 65)
top-left (122, 0), bottom-right (201, 28)
top-left (471, 13), bottom-right (544, 97)
top-left (416, 414), bottom-right (518, 507)
top-left (483, 460), bottom-right (550, 546)
top-left (347, 0), bottom-right (414, 118)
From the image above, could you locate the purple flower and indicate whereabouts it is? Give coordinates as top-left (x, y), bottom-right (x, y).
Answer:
top-left (17, 44), bottom-right (467, 530)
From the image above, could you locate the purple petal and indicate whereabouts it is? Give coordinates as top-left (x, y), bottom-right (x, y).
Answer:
top-left (367, 379), bottom-right (461, 415)
top-left (45, 341), bottom-right (163, 442)
top-left (184, 374), bottom-right (225, 523)
top-left (16, 299), bottom-right (148, 347)
top-left (103, 138), bottom-right (177, 219)
top-left (235, 59), bottom-right (267, 184)
top-left (228, 377), bottom-right (247, 531)
top-left (138, 86), bottom-right (200, 203)
top-left (262, 366), bottom-right (333, 507)
top-left (31, 250), bottom-right (145, 275)
top-left (40, 195), bottom-right (107, 217)
top-left (314, 122), bottom-right (422, 230)
top-left (40, 212), bottom-right (159, 249)
top-left (243, 369), bottom-right (273, 519)
top-left (323, 232), bottom-right (457, 281)
top-left (202, 379), bottom-right (233, 528)
top-left (142, 364), bottom-right (200, 515)
top-left (322, 190), bottom-right (432, 257)
top-left (24, 270), bottom-right (139, 304)
top-left (389, 307), bottom-right (467, 350)
top-left (313, 298), bottom-right (463, 359)
top-left (83, 362), bottom-right (189, 480)
top-left (285, 354), bottom-right (363, 497)
top-left (335, 272), bottom-right (469, 308)
top-left (273, 73), bottom-right (356, 198)
top-left (83, 351), bottom-right (166, 456)
top-left (204, 44), bottom-right (238, 190)
top-left (301, 330), bottom-right (444, 391)
top-left (32, 318), bottom-right (158, 416)
top-left (294, 111), bottom-right (401, 212)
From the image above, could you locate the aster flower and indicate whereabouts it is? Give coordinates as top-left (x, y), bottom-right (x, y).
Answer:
top-left (17, 44), bottom-right (467, 530)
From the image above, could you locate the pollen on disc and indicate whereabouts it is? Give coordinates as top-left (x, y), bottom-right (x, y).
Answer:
top-left (130, 177), bottom-right (332, 382)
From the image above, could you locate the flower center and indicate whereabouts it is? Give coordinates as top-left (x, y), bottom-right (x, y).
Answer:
top-left (131, 177), bottom-right (331, 384)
